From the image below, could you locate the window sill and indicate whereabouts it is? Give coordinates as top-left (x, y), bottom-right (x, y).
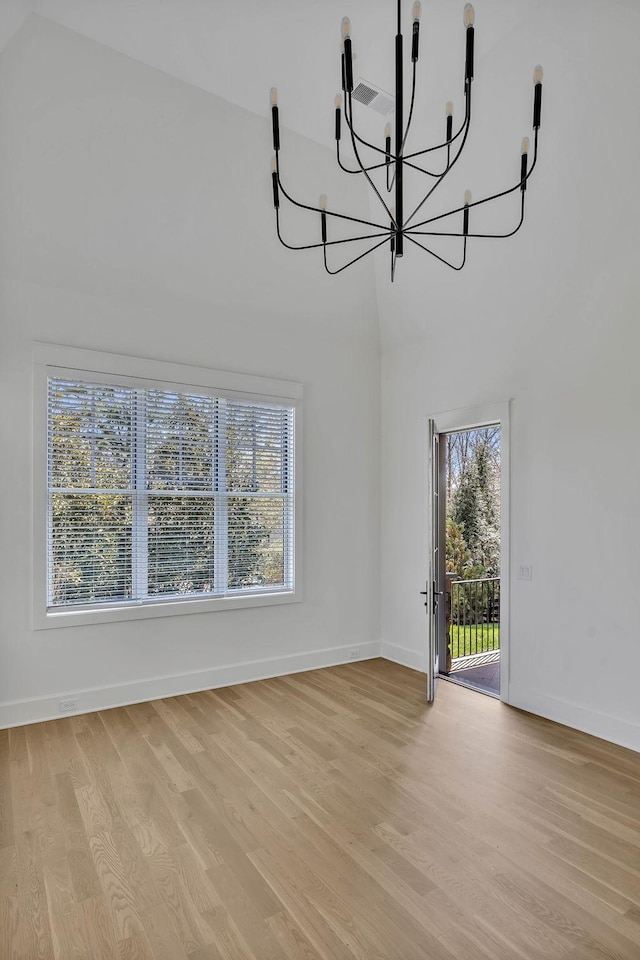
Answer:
top-left (34, 589), bottom-right (301, 630)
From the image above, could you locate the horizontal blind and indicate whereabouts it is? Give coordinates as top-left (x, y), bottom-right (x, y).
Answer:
top-left (47, 379), bottom-right (134, 606)
top-left (47, 377), bottom-right (295, 610)
top-left (145, 389), bottom-right (216, 597)
top-left (226, 400), bottom-right (294, 590)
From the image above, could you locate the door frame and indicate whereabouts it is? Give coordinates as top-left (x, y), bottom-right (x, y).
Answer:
top-left (428, 400), bottom-right (511, 704)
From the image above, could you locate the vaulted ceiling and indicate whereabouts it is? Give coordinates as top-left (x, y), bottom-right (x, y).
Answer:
top-left (7, 0), bottom-right (554, 149)
top-left (3, 0), bottom-right (637, 347)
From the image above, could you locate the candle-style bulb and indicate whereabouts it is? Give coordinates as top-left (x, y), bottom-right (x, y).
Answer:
top-left (532, 66), bottom-right (543, 128)
top-left (271, 157), bottom-right (280, 209)
top-left (520, 140), bottom-right (529, 191)
top-left (445, 102), bottom-right (454, 141)
top-left (464, 5), bottom-right (475, 81)
top-left (271, 90), bottom-right (280, 151)
top-left (335, 96), bottom-right (342, 140)
top-left (385, 122), bottom-right (392, 139)
top-left (463, 192), bottom-right (471, 235)
top-left (411, 2), bottom-right (421, 61)
top-left (342, 17), bottom-right (354, 92)
top-left (320, 196), bottom-right (328, 243)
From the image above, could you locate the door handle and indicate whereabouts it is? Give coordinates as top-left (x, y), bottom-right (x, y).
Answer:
top-left (419, 586), bottom-right (443, 612)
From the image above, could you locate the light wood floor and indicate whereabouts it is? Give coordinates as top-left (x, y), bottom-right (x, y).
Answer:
top-left (1, 660), bottom-right (640, 960)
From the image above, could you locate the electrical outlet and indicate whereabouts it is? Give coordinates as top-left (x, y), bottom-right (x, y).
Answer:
top-left (348, 648), bottom-right (360, 660)
top-left (518, 565), bottom-right (532, 581)
top-left (59, 699), bottom-right (78, 713)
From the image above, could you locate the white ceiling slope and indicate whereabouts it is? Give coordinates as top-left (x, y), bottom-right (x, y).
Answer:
top-left (32, 0), bottom-right (552, 149)
top-left (8, 0), bottom-right (638, 346)
top-left (0, 0), bottom-right (35, 52)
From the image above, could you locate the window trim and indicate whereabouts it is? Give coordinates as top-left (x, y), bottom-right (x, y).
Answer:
top-left (33, 343), bottom-right (303, 630)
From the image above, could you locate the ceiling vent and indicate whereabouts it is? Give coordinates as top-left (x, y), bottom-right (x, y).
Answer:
top-left (351, 78), bottom-right (395, 116)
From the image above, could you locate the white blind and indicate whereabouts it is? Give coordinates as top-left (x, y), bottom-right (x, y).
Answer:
top-left (47, 377), bottom-right (294, 609)
top-left (225, 400), bottom-right (292, 590)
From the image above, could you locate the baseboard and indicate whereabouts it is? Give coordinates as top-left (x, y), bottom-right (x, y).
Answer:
top-left (0, 642), bottom-right (381, 729)
top-left (378, 648), bottom-right (639, 754)
top-left (380, 640), bottom-right (426, 673)
top-left (508, 685), bottom-right (640, 754)
top-left (4, 647), bottom-right (637, 755)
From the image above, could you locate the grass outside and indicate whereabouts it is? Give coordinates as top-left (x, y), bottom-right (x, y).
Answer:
top-left (450, 623), bottom-right (500, 659)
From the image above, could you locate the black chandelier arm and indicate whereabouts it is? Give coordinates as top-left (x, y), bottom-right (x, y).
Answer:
top-left (276, 210), bottom-right (391, 252)
top-left (403, 61), bottom-right (417, 153)
top-left (389, 62), bottom-right (448, 187)
top-left (346, 91), bottom-right (395, 223)
top-left (402, 112), bottom-right (468, 162)
top-left (390, 60), bottom-right (418, 189)
top-left (337, 138), bottom-right (450, 180)
top-left (323, 235), bottom-right (390, 275)
top-left (336, 127), bottom-right (441, 182)
top-left (406, 191), bottom-right (526, 240)
top-left (275, 161), bottom-right (391, 232)
top-left (392, 0), bottom-right (462, 175)
top-left (337, 138), bottom-right (446, 180)
top-left (342, 80), bottom-right (451, 173)
top-left (403, 85), bottom-right (473, 228)
top-left (342, 90), bottom-right (390, 160)
top-left (402, 89), bottom-right (471, 163)
top-left (336, 139), bottom-right (387, 176)
top-left (398, 151), bottom-right (454, 180)
top-left (342, 67), bottom-right (468, 171)
top-left (409, 129), bottom-right (539, 232)
top-left (405, 233), bottom-right (468, 271)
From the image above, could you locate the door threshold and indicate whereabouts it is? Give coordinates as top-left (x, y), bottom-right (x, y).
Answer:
top-left (439, 672), bottom-right (501, 700)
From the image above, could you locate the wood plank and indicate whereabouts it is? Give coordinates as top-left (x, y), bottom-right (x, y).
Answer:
top-left (0, 660), bottom-right (639, 960)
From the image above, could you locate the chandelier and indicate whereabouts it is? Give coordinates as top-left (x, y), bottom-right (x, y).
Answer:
top-left (270, 1), bottom-right (543, 281)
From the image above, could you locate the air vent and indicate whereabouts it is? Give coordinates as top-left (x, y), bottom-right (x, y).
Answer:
top-left (352, 79), bottom-right (395, 117)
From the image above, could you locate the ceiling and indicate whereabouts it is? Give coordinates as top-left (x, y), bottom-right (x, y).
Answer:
top-left (3, 0), bottom-right (555, 150)
top-left (3, 0), bottom-right (636, 340)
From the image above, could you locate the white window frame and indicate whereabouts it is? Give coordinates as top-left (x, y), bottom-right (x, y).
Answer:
top-left (33, 343), bottom-right (303, 629)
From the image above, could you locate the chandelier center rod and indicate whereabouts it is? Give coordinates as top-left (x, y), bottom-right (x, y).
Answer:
top-left (395, 7), bottom-right (404, 257)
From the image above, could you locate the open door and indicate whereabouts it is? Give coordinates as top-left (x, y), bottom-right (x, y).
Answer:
top-left (425, 402), bottom-right (510, 704)
top-left (425, 419), bottom-right (446, 702)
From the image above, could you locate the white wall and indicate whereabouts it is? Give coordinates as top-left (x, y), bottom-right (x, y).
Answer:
top-left (2, 5), bottom-right (639, 755)
top-left (0, 17), bottom-right (381, 725)
top-left (377, 0), bottom-right (640, 751)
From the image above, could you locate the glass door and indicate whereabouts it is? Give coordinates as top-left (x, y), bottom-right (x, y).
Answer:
top-left (426, 419), bottom-right (445, 702)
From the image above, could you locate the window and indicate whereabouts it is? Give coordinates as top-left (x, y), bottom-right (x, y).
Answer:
top-left (35, 346), bottom-right (301, 626)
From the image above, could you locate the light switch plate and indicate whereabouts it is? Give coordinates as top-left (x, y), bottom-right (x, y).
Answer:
top-left (518, 564), bottom-right (532, 580)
